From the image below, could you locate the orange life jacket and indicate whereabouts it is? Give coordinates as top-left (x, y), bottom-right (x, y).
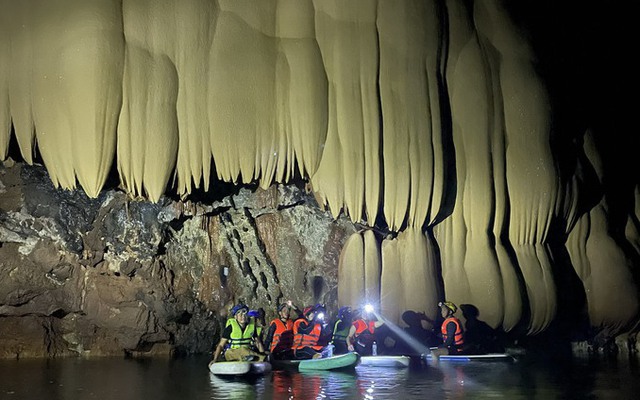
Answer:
top-left (292, 318), bottom-right (323, 350)
top-left (441, 316), bottom-right (464, 346)
top-left (269, 318), bottom-right (294, 352)
top-left (353, 319), bottom-right (376, 336)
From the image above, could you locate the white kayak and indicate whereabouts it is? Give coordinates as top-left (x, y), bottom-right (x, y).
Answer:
top-left (358, 355), bottom-right (411, 368)
top-left (423, 353), bottom-right (516, 362)
top-left (208, 360), bottom-right (272, 376)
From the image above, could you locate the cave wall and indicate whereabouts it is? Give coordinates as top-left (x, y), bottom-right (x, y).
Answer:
top-left (0, 162), bottom-right (355, 357)
top-left (0, 0), bottom-right (638, 352)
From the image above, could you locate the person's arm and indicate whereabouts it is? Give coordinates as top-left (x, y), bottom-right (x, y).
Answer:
top-left (346, 325), bottom-right (357, 351)
top-left (211, 338), bottom-right (229, 363)
top-left (443, 321), bottom-right (456, 347)
top-left (297, 320), bottom-right (314, 334)
top-left (263, 322), bottom-right (277, 351)
top-left (211, 325), bottom-right (233, 363)
top-left (254, 335), bottom-right (265, 353)
top-left (290, 302), bottom-right (302, 320)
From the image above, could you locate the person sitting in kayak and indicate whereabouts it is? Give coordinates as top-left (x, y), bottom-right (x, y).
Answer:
top-left (211, 303), bottom-right (266, 363)
top-left (292, 304), bottom-right (331, 359)
top-left (248, 308), bottom-right (267, 349)
top-left (263, 300), bottom-right (300, 360)
top-left (331, 306), bottom-right (353, 354)
top-left (431, 301), bottom-right (465, 358)
top-left (347, 304), bottom-right (385, 355)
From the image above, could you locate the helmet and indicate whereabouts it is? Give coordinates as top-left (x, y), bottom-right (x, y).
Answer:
top-left (303, 306), bottom-right (315, 316)
top-left (277, 303), bottom-right (288, 312)
top-left (231, 304), bottom-right (249, 316)
top-left (337, 306), bottom-right (352, 319)
top-left (439, 301), bottom-right (457, 313)
top-left (314, 303), bottom-right (326, 314)
top-left (247, 310), bottom-right (260, 318)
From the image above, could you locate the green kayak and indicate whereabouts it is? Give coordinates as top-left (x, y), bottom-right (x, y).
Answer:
top-left (298, 352), bottom-right (359, 371)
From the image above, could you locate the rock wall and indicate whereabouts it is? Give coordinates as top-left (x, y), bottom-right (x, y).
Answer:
top-left (0, 161), bottom-right (355, 358)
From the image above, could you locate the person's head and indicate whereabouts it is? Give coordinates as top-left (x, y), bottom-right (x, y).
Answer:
top-left (314, 304), bottom-right (326, 323)
top-left (439, 301), bottom-right (457, 318)
top-left (337, 306), bottom-right (352, 321)
top-left (402, 310), bottom-right (419, 326)
top-left (303, 305), bottom-right (316, 321)
top-left (361, 304), bottom-right (375, 320)
top-left (277, 303), bottom-right (291, 319)
top-left (231, 304), bottom-right (249, 324)
top-left (247, 309), bottom-right (265, 325)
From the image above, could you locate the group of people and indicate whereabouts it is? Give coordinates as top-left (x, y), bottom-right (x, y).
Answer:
top-left (210, 299), bottom-right (492, 364)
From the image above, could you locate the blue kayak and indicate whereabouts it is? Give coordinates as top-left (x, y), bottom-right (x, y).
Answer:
top-left (423, 353), bottom-right (516, 362)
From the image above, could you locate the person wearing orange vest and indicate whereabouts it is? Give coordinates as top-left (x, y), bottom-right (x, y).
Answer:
top-left (292, 304), bottom-right (331, 359)
top-left (347, 305), bottom-right (385, 356)
top-left (432, 301), bottom-right (465, 358)
top-left (263, 300), bottom-right (300, 360)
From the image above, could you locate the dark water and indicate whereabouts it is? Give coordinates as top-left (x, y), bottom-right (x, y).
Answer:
top-left (1, 354), bottom-right (639, 400)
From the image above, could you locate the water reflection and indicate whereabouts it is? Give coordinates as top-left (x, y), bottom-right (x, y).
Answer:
top-left (270, 370), bottom-right (359, 399)
top-left (209, 374), bottom-right (266, 400)
top-left (1, 354), bottom-right (640, 399)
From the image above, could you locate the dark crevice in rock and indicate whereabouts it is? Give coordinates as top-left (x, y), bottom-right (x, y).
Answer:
top-left (277, 200), bottom-right (305, 211)
top-left (50, 309), bottom-right (68, 319)
top-left (174, 311), bottom-right (192, 325)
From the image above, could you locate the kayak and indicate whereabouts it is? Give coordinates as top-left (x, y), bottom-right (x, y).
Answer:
top-left (358, 355), bottom-right (411, 368)
top-left (270, 359), bottom-right (301, 371)
top-left (423, 353), bottom-right (516, 362)
top-left (298, 352), bottom-right (359, 371)
top-left (208, 360), bottom-right (272, 376)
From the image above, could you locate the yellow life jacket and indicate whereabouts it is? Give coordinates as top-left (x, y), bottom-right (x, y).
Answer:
top-left (228, 318), bottom-right (256, 349)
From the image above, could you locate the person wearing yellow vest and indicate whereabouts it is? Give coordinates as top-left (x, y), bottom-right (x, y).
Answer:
top-left (331, 306), bottom-right (353, 354)
top-left (211, 303), bottom-right (266, 363)
top-left (431, 301), bottom-right (465, 359)
top-left (292, 304), bottom-right (331, 359)
top-left (248, 308), bottom-right (266, 350)
top-left (264, 300), bottom-right (300, 360)
top-left (347, 305), bottom-right (384, 355)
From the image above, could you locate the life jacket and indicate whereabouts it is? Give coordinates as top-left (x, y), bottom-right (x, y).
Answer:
top-left (292, 318), bottom-right (323, 350)
top-left (269, 318), bottom-right (294, 352)
top-left (441, 316), bottom-right (464, 347)
top-left (352, 319), bottom-right (376, 345)
top-left (353, 319), bottom-right (376, 336)
top-left (332, 319), bottom-right (350, 344)
top-left (228, 318), bottom-right (256, 349)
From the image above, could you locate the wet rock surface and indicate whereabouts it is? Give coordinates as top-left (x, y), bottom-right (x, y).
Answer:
top-left (0, 161), bottom-right (355, 358)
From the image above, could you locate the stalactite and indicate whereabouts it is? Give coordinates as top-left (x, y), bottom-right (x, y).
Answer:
top-left (337, 232), bottom-right (364, 308)
top-left (310, 0), bottom-right (380, 224)
top-left (380, 236), bottom-right (402, 324)
top-left (0, 1), bottom-right (9, 159)
top-left (2, 1), bottom-right (35, 164)
top-left (380, 229), bottom-right (439, 325)
top-left (378, 0), bottom-right (444, 231)
top-left (567, 133), bottom-right (640, 332)
top-left (117, 43), bottom-right (178, 201)
top-left (363, 229), bottom-right (381, 306)
top-left (31, 0), bottom-right (123, 197)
